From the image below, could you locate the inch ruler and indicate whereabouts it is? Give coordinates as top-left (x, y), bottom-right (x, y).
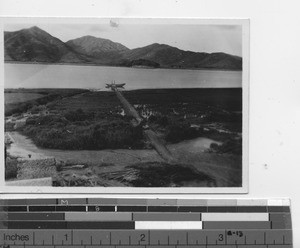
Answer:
top-left (0, 198), bottom-right (293, 248)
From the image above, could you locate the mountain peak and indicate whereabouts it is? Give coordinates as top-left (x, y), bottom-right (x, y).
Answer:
top-left (67, 35), bottom-right (129, 55)
top-left (26, 26), bottom-right (47, 34)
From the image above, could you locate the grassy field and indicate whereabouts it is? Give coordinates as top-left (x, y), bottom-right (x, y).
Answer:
top-left (4, 88), bottom-right (89, 116)
top-left (5, 87), bottom-right (243, 187)
top-left (5, 88), bottom-right (242, 151)
top-left (5, 92), bottom-right (45, 104)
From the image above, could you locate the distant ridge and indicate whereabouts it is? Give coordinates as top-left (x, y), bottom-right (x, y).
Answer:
top-left (4, 26), bottom-right (242, 70)
top-left (4, 26), bottom-right (87, 63)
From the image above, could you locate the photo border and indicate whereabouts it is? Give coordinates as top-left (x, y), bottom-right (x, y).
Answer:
top-left (0, 17), bottom-right (249, 194)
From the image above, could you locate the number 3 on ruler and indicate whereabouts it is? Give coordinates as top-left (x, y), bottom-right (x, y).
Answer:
top-left (218, 234), bottom-right (224, 241)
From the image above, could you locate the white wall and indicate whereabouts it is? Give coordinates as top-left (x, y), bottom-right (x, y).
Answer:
top-left (1, 0), bottom-right (300, 245)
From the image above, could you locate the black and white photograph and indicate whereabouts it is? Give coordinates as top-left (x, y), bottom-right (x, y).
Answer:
top-left (1, 18), bottom-right (249, 193)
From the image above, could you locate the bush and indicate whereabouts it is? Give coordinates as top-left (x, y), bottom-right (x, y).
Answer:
top-left (64, 109), bottom-right (94, 122)
top-left (5, 157), bottom-right (18, 180)
top-left (166, 122), bottom-right (199, 143)
top-left (22, 114), bottom-right (144, 150)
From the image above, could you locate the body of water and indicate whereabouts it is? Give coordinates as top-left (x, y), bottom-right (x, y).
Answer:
top-left (5, 63), bottom-right (242, 89)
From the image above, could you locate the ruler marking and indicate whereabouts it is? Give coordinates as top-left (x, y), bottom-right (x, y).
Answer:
top-left (283, 234), bottom-right (285, 244)
top-left (71, 229), bottom-right (73, 245)
top-left (148, 229), bottom-right (150, 245)
top-left (90, 235), bottom-right (93, 245)
top-left (186, 231), bottom-right (188, 245)
top-left (52, 235), bottom-right (54, 245)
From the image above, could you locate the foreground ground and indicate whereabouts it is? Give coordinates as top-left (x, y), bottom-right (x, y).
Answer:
top-left (4, 88), bottom-right (243, 187)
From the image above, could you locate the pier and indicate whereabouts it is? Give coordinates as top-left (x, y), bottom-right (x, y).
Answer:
top-left (111, 86), bottom-right (175, 163)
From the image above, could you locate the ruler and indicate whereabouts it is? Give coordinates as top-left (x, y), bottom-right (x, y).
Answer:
top-left (0, 198), bottom-right (293, 248)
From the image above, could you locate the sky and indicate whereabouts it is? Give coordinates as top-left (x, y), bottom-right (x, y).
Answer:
top-left (5, 22), bottom-right (243, 56)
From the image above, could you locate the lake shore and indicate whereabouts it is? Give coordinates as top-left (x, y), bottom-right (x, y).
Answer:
top-left (4, 61), bottom-right (242, 72)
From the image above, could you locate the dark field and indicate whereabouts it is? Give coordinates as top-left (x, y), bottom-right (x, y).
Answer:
top-left (5, 88), bottom-right (243, 187)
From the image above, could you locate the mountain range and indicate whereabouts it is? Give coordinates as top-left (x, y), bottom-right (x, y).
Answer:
top-left (4, 26), bottom-right (242, 70)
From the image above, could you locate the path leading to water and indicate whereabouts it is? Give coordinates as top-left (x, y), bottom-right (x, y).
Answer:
top-left (112, 87), bottom-right (176, 163)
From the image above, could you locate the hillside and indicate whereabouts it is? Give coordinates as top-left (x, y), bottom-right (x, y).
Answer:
top-left (4, 26), bottom-right (87, 63)
top-left (4, 26), bottom-right (242, 70)
top-left (122, 43), bottom-right (242, 70)
top-left (66, 36), bottom-right (129, 64)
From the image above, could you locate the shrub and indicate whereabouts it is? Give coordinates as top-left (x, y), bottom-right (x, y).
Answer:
top-left (5, 157), bottom-right (18, 180)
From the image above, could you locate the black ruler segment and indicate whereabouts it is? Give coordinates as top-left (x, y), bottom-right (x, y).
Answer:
top-left (7, 213), bottom-right (65, 220)
top-left (55, 205), bottom-right (86, 212)
top-left (178, 206), bottom-right (208, 212)
top-left (0, 198), bottom-right (293, 247)
top-left (29, 206), bottom-right (55, 212)
top-left (117, 206), bottom-right (147, 212)
top-left (237, 206), bottom-right (268, 212)
top-left (2, 206), bottom-right (28, 212)
top-left (88, 205), bottom-right (115, 212)
top-left (148, 206), bottom-right (178, 212)
top-left (207, 206), bottom-right (238, 212)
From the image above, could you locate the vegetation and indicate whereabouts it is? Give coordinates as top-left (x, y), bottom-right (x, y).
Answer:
top-left (117, 59), bottom-right (160, 68)
top-left (101, 162), bottom-right (216, 187)
top-left (7, 88), bottom-right (242, 153)
top-left (5, 156), bottom-right (18, 180)
top-left (22, 109), bottom-right (144, 150)
top-left (4, 88), bottom-right (88, 116)
top-left (5, 92), bottom-right (45, 104)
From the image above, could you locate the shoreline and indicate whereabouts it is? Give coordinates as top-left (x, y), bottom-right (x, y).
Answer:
top-left (4, 61), bottom-right (243, 72)
top-left (4, 87), bottom-right (243, 92)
